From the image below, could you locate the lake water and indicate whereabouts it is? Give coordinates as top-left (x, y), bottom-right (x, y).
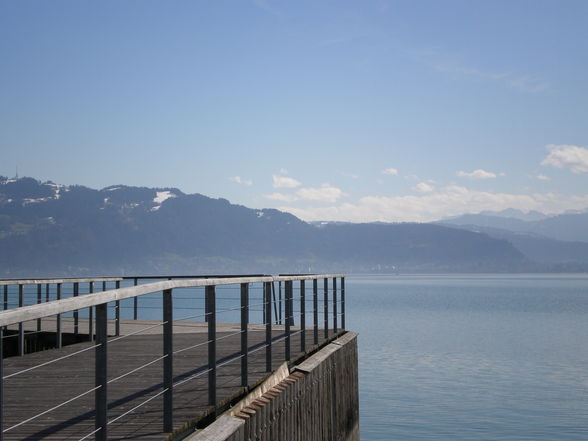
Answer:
top-left (345, 274), bottom-right (588, 441)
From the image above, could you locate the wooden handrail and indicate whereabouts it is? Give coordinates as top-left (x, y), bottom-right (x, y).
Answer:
top-left (0, 274), bottom-right (344, 327)
top-left (0, 277), bottom-right (123, 285)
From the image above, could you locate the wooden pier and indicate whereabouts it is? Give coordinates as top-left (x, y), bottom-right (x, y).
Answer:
top-left (0, 275), bottom-right (347, 441)
top-left (3, 321), bottom-right (339, 440)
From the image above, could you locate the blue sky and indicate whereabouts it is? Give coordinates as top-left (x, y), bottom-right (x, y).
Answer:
top-left (1, 0), bottom-right (588, 222)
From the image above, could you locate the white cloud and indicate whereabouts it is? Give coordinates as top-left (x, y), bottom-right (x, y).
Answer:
top-left (541, 144), bottom-right (588, 173)
top-left (252, 0), bottom-right (283, 17)
top-left (414, 182), bottom-right (435, 193)
top-left (296, 184), bottom-right (345, 203)
top-left (425, 56), bottom-right (549, 93)
top-left (456, 169), bottom-right (497, 179)
top-left (264, 192), bottom-right (298, 202)
top-left (272, 174), bottom-right (301, 188)
top-left (505, 74), bottom-right (549, 93)
top-left (382, 168), bottom-right (398, 175)
top-left (229, 176), bottom-right (252, 186)
top-left (278, 185), bottom-right (588, 223)
top-left (537, 174), bottom-right (550, 181)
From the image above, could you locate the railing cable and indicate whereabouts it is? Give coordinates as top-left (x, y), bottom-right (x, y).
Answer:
top-left (107, 388), bottom-right (169, 426)
top-left (108, 321), bottom-right (166, 343)
top-left (3, 386), bottom-right (100, 433)
top-left (3, 343), bottom-right (100, 379)
top-left (77, 426), bottom-right (102, 441)
top-left (107, 354), bottom-right (168, 385)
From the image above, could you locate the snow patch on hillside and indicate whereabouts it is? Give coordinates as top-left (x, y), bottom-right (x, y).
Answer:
top-left (23, 197), bottom-right (53, 205)
top-left (154, 191), bottom-right (176, 204)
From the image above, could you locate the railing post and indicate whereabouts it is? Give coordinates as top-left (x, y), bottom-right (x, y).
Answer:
top-left (271, 282), bottom-right (278, 325)
top-left (341, 277), bottom-right (345, 330)
top-left (278, 281), bottom-right (282, 325)
top-left (240, 283), bottom-right (249, 387)
top-left (36, 283), bottom-right (42, 332)
top-left (206, 285), bottom-right (216, 406)
top-left (45, 283), bottom-right (49, 303)
top-left (73, 282), bottom-right (79, 336)
top-left (115, 281), bottom-right (121, 337)
top-left (2, 285), bottom-right (6, 310)
top-left (300, 280), bottom-right (306, 353)
top-left (133, 278), bottom-right (138, 320)
top-left (285, 280), bottom-right (292, 361)
top-left (323, 278), bottom-right (329, 340)
top-left (95, 303), bottom-right (108, 441)
top-left (88, 282), bottom-right (94, 341)
top-left (0, 327), bottom-right (4, 441)
top-left (333, 277), bottom-right (338, 334)
top-left (18, 284), bottom-right (24, 356)
top-left (313, 279), bottom-right (318, 345)
top-left (264, 282), bottom-right (272, 372)
top-left (56, 283), bottom-right (62, 348)
top-left (163, 289), bottom-right (173, 432)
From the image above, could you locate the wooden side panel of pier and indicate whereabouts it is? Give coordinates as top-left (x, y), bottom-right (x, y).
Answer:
top-left (189, 332), bottom-right (359, 441)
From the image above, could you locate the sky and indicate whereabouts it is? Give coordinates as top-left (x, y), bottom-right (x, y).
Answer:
top-left (1, 0), bottom-right (588, 223)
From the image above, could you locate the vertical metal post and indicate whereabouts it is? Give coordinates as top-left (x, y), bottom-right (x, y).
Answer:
top-left (271, 282), bottom-right (278, 325)
top-left (73, 282), bottom-right (79, 336)
top-left (333, 277), bottom-right (338, 334)
top-left (264, 282), bottom-right (272, 372)
top-left (115, 280), bottom-right (120, 336)
top-left (206, 285), bottom-right (216, 406)
top-left (95, 303), bottom-right (108, 441)
top-left (313, 279), bottom-right (318, 345)
top-left (133, 278), bottom-right (138, 320)
top-left (0, 327), bottom-right (3, 441)
top-left (18, 284), bottom-right (24, 356)
top-left (56, 283), bottom-right (62, 348)
top-left (300, 280), bottom-right (306, 353)
top-left (88, 282), bottom-right (94, 341)
top-left (36, 283), bottom-right (42, 332)
top-left (278, 281), bottom-right (282, 325)
top-left (341, 277), bottom-right (346, 330)
top-left (261, 285), bottom-right (265, 325)
top-left (45, 283), bottom-right (50, 303)
top-left (323, 278), bottom-right (329, 339)
top-left (1, 286), bottom-right (5, 336)
top-left (240, 283), bottom-right (249, 387)
top-left (163, 289), bottom-right (173, 432)
top-left (285, 280), bottom-right (292, 361)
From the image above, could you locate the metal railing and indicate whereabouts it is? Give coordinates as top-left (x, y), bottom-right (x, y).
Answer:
top-left (0, 274), bottom-right (346, 441)
top-left (0, 277), bottom-right (123, 355)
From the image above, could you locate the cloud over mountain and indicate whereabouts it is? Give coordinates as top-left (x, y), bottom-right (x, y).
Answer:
top-left (456, 169), bottom-right (497, 179)
top-left (541, 144), bottom-right (588, 173)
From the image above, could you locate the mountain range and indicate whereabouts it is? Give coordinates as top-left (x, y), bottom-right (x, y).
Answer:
top-left (438, 210), bottom-right (588, 267)
top-left (0, 176), bottom-right (552, 277)
top-left (441, 210), bottom-right (588, 242)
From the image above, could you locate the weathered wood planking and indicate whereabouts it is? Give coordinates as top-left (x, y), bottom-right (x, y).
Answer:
top-left (2, 326), bottom-right (340, 441)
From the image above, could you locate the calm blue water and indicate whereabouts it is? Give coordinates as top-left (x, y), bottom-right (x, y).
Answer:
top-left (345, 274), bottom-right (588, 441)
